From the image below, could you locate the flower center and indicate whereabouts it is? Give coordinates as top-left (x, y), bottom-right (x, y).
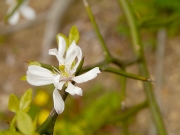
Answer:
top-left (52, 65), bottom-right (74, 82)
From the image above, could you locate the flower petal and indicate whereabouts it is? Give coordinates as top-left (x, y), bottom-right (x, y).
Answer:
top-left (26, 65), bottom-right (54, 86)
top-left (20, 6), bottom-right (36, 20)
top-left (72, 46), bottom-right (82, 73)
top-left (53, 89), bottom-right (64, 114)
top-left (57, 36), bottom-right (66, 59)
top-left (49, 36), bottom-right (66, 65)
top-left (65, 41), bottom-right (78, 67)
top-left (49, 48), bottom-right (58, 56)
top-left (72, 67), bottom-right (101, 83)
top-left (65, 82), bottom-right (82, 96)
top-left (8, 11), bottom-right (20, 25)
top-left (53, 76), bottom-right (65, 90)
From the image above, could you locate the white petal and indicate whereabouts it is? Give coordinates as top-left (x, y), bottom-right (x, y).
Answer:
top-left (26, 65), bottom-right (54, 86)
top-left (49, 48), bottom-right (58, 56)
top-left (8, 11), bottom-right (20, 25)
top-left (27, 65), bottom-right (53, 77)
top-left (53, 89), bottom-right (64, 114)
top-left (20, 6), bottom-right (36, 20)
top-left (65, 41), bottom-right (78, 67)
top-left (72, 67), bottom-right (101, 83)
top-left (49, 48), bottom-right (64, 64)
top-left (65, 82), bottom-right (82, 96)
top-left (57, 36), bottom-right (66, 59)
top-left (72, 46), bottom-right (82, 73)
top-left (53, 76), bottom-right (65, 90)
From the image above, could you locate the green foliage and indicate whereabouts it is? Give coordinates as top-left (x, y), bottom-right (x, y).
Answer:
top-left (8, 94), bottom-right (19, 113)
top-left (55, 26), bottom-right (80, 52)
top-left (17, 111), bottom-right (33, 135)
top-left (116, 0), bottom-right (180, 51)
top-left (19, 89), bottom-right (32, 111)
top-left (3, 89), bottom-right (39, 135)
top-left (8, 89), bottom-right (32, 114)
top-left (0, 130), bottom-right (23, 135)
top-left (68, 26), bottom-right (80, 45)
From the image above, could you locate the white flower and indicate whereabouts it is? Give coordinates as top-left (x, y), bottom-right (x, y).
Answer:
top-left (6, 0), bottom-right (36, 25)
top-left (26, 36), bottom-right (101, 114)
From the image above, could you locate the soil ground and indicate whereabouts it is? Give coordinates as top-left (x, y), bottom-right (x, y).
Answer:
top-left (0, 0), bottom-right (180, 134)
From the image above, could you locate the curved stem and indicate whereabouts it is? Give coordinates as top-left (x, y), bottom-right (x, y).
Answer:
top-left (109, 101), bottom-right (148, 123)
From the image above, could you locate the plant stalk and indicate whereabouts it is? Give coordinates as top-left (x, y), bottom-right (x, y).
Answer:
top-left (117, 0), bottom-right (167, 134)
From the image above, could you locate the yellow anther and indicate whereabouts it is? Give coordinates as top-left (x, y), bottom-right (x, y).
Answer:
top-left (59, 65), bottom-right (65, 70)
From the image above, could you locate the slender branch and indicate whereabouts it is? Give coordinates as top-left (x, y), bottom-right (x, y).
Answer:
top-left (119, 67), bottom-right (127, 110)
top-left (109, 101), bottom-right (148, 123)
top-left (121, 120), bottom-right (130, 135)
top-left (117, 0), bottom-right (167, 135)
top-left (82, 0), bottom-right (111, 60)
top-left (102, 66), bottom-right (153, 82)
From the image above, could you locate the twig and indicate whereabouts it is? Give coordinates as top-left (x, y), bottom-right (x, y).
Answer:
top-left (82, 0), bottom-right (111, 60)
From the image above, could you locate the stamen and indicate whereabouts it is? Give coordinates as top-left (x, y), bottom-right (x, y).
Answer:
top-left (59, 65), bottom-right (65, 70)
top-left (52, 66), bottom-right (61, 74)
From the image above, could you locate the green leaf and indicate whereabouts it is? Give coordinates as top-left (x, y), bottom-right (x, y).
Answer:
top-left (17, 111), bottom-right (33, 135)
top-left (19, 89), bottom-right (32, 111)
top-left (69, 26), bottom-right (80, 45)
top-left (56, 33), bottom-right (69, 49)
top-left (20, 75), bottom-right (27, 81)
top-left (8, 94), bottom-right (19, 113)
top-left (10, 115), bottom-right (17, 131)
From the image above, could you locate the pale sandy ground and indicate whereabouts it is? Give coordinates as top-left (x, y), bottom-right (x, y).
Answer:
top-left (0, 0), bottom-right (180, 134)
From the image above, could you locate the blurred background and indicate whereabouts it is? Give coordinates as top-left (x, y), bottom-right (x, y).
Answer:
top-left (0, 0), bottom-right (180, 134)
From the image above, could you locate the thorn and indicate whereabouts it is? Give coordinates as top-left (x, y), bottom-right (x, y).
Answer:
top-left (121, 101), bottom-right (125, 110)
top-left (147, 78), bottom-right (156, 82)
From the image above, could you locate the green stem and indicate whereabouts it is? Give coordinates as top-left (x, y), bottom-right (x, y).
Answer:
top-left (122, 120), bottom-right (130, 135)
top-left (117, 0), bottom-right (167, 134)
top-left (102, 66), bottom-right (152, 82)
top-left (120, 67), bottom-right (126, 110)
top-left (4, 0), bottom-right (25, 22)
top-left (82, 0), bottom-right (111, 60)
top-left (109, 101), bottom-right (148, 123)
